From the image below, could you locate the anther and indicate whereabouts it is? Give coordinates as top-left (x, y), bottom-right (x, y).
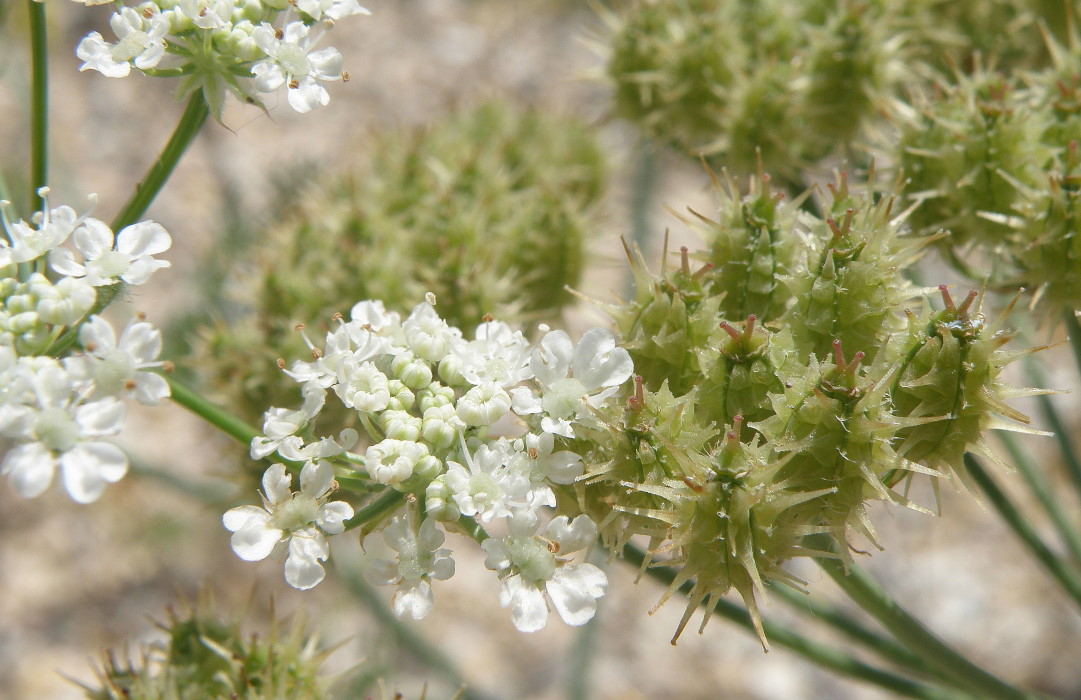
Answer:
top-left (277, 358), bottom-right (286, 369)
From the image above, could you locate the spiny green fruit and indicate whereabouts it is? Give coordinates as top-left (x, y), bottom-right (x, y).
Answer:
top-left (645, 416), bottom-right (832, 649)
top-left (780, 179), bottom-right (933, 364)
top-left (191, 101), bottom-right (605, 422)
top-left (897, 64), bottom-right (1053, 257)
top-left (890, 287), bottom-right (1045, 484)
top-left (81, 592), bottom-right (335, 700)
top-left (753, 340), bottom-right (926, 556)
top-left (602, 242), bottom-right (722, 398)
top-left (681, 168), bottom-right (801, 323)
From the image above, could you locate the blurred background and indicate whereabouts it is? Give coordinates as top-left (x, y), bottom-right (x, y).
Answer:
top-left (1, 1), bottom-right (1080, 698)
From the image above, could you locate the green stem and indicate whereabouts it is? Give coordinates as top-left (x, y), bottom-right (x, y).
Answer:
top-left (164, 373), bottom-right (260, 446)
top-left (1066, 310), bottom-right (1081, 379)
top-left (28, 0), bottom-right (48, 209)
top-left (965, 454), bottom-right (1081, 609)
top-left (996, 431), bottom-right (1081, 564)
top-left (129, 459), bottom-right (228, 505)
top-left (111, 92), bottom-right (210, 230)
top-left (626, 137), bottom-right (658, 299)
top-left (768, 583), bottom-right (951, 684)
top-left (621, 545), bottom-right (971, 700)
top-left (344, 488), bottom-right (404, 531)
top-left (809, 530), bottom-right (1043, 700)
top-left (42, 94), bottom-right (211, 359)
top-left (1025, 358), bottom-right (1081, 497)
top-left (338, 570), bottom-right (494, 700)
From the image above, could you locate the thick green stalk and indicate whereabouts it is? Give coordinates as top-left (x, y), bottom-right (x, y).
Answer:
top-left (28, 0), bottom-right (48, 209)
top-left (809, 531), bottom-right (1043, 700)
top-left (111, 92), bottom-right (210, 230)
top-left (165, 373), bottom-right (260, 445)
top-left (768, 583), bottom-right (951, 684)
top-left (621, 545), bottom-right (972, 700)
top-left (966, 454), bottom-right (1081, 609)
top-left (996, 431), bottom-right (1081, 564)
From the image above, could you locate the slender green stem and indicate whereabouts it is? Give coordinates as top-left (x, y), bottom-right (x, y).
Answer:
top-left (1025, 358), bottom-right (1081, 497)
top-left (28, 0), bottom-right (48, 209)
top-left (165, 373), bottom-right (260, 445)
top-left (965, 454), bottom-right (1081, 609)
top-left (808, 531), bottom-right (1043, 700)
top-left (1065, 310), bottom-right (1081, 379)
top-left (344, 488), bottom-right (404, 531)
top-left (42, 94), bottom-right (211, 358)
top-left (621, 545), bottom-right (972, 700)
top-left (338, 570), bottom-right (494, 700)
top-left (626, 138), bottom-right (658, 298)
top-left (111, 92), bottom-right (210, 230)
top-left (996, 431), bottom-right (1081, 564)
top-left (768, 583), bottom-right (951, 684)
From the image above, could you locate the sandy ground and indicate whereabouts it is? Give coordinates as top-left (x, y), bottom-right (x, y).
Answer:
top-left (1, 1), bottom-right (1080, 698)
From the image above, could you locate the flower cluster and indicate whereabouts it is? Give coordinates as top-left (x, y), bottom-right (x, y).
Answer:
top-left (226, 298), bottom-right (630, 632)
top-left (0, 190), bottom-right (171, 503)
top-left (76, 0), bottom-right (370, 116)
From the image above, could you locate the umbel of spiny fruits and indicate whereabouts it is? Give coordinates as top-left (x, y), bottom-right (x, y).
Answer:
top-left (602, 0), bottom-right (906, 186)
top-left (193, 101), bottom-right (604, 429)
top-left (576, 169), bottom-right (1040, 648)
top-left (223, 296), bottom-right (628, 634)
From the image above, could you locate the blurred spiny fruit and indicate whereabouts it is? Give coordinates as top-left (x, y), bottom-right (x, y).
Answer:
top-left (191, 101), bottom-right (605, 423)
top-left (603, 0), bottom-right (906, 185)
top-left (80, 592), bottom-right (336, 700)
top-left (895, 35), bottom-right (1081, 323)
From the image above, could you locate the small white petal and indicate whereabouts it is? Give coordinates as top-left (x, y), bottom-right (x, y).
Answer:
top-left (547, 564), bottom-right (607, 627)
top-left (59, 441), bottom-right (128, 504)
top-left (502, 575), bottom-right (548, 633)
top-left (393, 578), bottom-right (434, 620)
top-left (317, 501), bottom-right (353, 535)
top-left (262, 463), bottom-right (292, 504)
top-left (284, 531), bottom-right (329, 589)
top-left (1, 442), bottom-right (56, 498)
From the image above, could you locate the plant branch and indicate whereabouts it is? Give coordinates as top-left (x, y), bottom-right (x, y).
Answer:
top-left (809, 530), bottom-right (1045, 700)
top-left (621, 544), bottom-right (972, 700)
top-left (28, 0), bottom-right (48, 210)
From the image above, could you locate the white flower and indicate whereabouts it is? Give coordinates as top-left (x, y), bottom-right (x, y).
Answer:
top-left (481, 512), bottom-right (606, 632)
top-left (335, 358), bottom-right (390, 412)
top-left (49, 218), bottom-right (172, 286)
top-left (177, 0), bottom-right (233, 30)
top-left (0, 362), bottom-right (127, 504)
top-left (403, 301), bottom-right (461, 363)
top-left (367, 516), bottom-right (454, 620)
top-left (0, 198), bottom-right (79, 265)
top-left (251, 21), bottom-right (344, 113)
top-left (296, 0), bottom-right (371, 21)
top-left (250, 381), bottom-right (325, 459)
top-left (516, 432), bottom-right (583, 485)
top-left (69, 316), bottom-right (170, 405)
top-left (459, 319), bottom-right (532, 388)
top-left (519, 328), bottom-right (633, 437)
top-left (365, 438), bottom-right (432, 485)
top-left (222, 461), bottom-right (354, 590)
top-left (444, 438), bottom-right (537, 523)
top-left (456, 381), bottom-right (511, 427)
top-left (76, 8), bottom-right (170, 78)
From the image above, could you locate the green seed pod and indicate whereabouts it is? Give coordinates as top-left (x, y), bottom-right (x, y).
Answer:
top-left (890, 287), bottom-right (1042, 482)
top-left (897, 65), bottom-right (1053, 258)
top-left (753, 340), bottom-right (923, 552)
top-left (648, 415), bottom-right (832, 649)
top-left (681, 168), bottom-right (800, 323)
top-left (603, 242), bottom-right (723, 398)
top-left (781, 181), bottom-right (932, 364)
